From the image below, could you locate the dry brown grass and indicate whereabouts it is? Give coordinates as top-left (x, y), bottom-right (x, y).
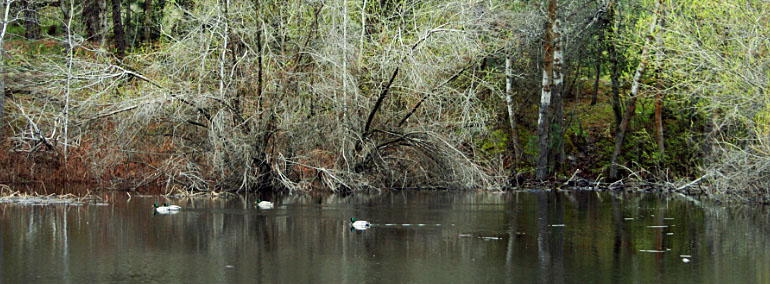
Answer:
top-left (0, 127), bottom-right (172, 195)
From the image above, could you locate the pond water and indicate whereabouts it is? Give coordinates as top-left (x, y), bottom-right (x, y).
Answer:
top-left (1, 191), bottom-right (769, 283)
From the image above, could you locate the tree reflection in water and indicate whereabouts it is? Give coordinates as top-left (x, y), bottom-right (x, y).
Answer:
top-left (0, 191), bottom-right (769, 283)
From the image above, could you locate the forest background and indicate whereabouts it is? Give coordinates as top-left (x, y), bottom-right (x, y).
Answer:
top-left (0, 0), bottom-right (767, 201)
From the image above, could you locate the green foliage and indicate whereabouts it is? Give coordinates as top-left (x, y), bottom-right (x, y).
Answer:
top-left (478, 129), bottom-right (508, 156)
top-left (4, 25), bottom-right (26, 39)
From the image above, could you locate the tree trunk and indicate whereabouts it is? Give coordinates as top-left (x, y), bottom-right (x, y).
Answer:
top-left (609, 0), bottom-right (665, 180)
top-left (257, 25), bottom-right (264, 115)
top-left (0, 1), bottom-right (9, 141)
top-left (100, 0), bottom-right (108, 47)
top-left (24, 0), bottom-right (41, 39)
top-left (552, 16), bottom-right (565, 170)
top-left (591, 37), bottom-right (602, 105)
top-left (536, 0), bottom-right (557, 180)
top-left (83, 0), bottom-right (104, 42)
top-left (59, 0), bottom-right (69, 24)
top-left (605, 3), bottom-right (622, 135)
top-left (566, 59), bottom-right (581, 102)
top-left (505, 55), bottom-right (523, 163)
top-left (254, 0), bottom-right (264, 120)
top-left (653, 17), bottom-right (666, 158)
top-left (341, 0), bottom-right (350, 169)
top-left (654, 87), bottom-right (664, 155)
top-left (0, 58), bottom-right (5, 142)
top-left (124, 0), bottom-right (134, 48)
top-left (144, 0), bottom-right (152, 43)
top-left (111, 0), bottom-right (126, 56)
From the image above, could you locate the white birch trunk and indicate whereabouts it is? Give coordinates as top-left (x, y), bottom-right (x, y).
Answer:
top-left (64, 0), bottom-right (74, 161)
top-left (552, 17), bottom-right (565, 167)
top-left (0, 0), bottom-right (10, 140)
top-left (505, 55), bottom-right (522, 160)
top-left (359, 0), bottom-right (366, 64)
top-left (536, 0), bottom-right (557, 180)
top-left (609, 0), bottom-right (665, 179)
top-left (341, 0), bottom-right (349, 169)
top-left (219, 0), bottom-right (229, 99)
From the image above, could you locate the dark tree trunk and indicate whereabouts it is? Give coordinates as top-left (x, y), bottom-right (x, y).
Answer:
top-left (111, 0), bottom-right (126, 56)
top-left (59, 0), bottom-right (69, 23)
top-left (255, 0), bottom-right (264, 119)
top-left (144, 0), bottom-right (153, 43)
top-left (591, 37), bottom-right (602, 105)
top-left (0, 65), bottom-right (5, 141)
top-left (24, 0), bottom-right (41, 39)
top-left (83, 0), bottom-right (104, 42)
top-left (654, 87), bottom-right (664, 156)
top-left (124, 0), bottom-right (133, 48)
top-left (606, 5), bottom-right (622, 135)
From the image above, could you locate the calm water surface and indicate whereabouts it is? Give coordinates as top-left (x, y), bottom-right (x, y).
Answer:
top-left (2, 191), bottom-right (769, 283)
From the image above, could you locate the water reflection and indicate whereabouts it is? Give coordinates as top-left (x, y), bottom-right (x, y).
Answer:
top-left (1, 191), bottom-right (769, 283)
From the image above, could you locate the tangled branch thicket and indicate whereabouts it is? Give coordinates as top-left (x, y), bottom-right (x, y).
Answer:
top-left (662, 0), bottom-right (770, 200)
top-left (7, 0), bottom-right (767, 199)
top-left (81, 0), bottom-right (513, 192)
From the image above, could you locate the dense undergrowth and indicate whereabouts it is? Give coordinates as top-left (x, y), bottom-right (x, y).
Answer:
top-left (0, 0), bottom-right (767, 202)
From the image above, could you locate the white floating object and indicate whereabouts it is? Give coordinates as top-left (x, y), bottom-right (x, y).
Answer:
top-left (153, 203), bottom-right (178, 214)
top-left (384, 224), bottom-right (395, 226)
top-left (417, 224), bottom-right (426, 227)
top-left (666, 233), bottom-right (674, 235)
top-left (164, 203), bottom-right (181, 211)
top-left (682, 258), bottom-right (690, 263)
top-left (458, 234), bottom-right (472, 237)
top-left (256, 200), bottom-right (274, 209)
top-left (549, 224), bottom-right (566, 227)
top-left (647, 225), bottom-right (668, 228)
top-left (679, 255), bottom-right (692, 258)
top-left (639, 249), bottom-right (666, 253)
top-left (402, 224), bottom-right (412, 226)
top-left (350, 218), bottom-right (371, 230)
top-left (481, 237), bottom-right (502, 240)
top-left (624, 217), bottom-right (634, 220)
top-left (664, 218), bottom-right (675, 220)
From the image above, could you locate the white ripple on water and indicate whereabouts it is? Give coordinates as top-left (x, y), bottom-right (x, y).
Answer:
top-left (377, 223), bottom-right (452, 227)
top-left (372, 223), bottom-right (455, 227)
